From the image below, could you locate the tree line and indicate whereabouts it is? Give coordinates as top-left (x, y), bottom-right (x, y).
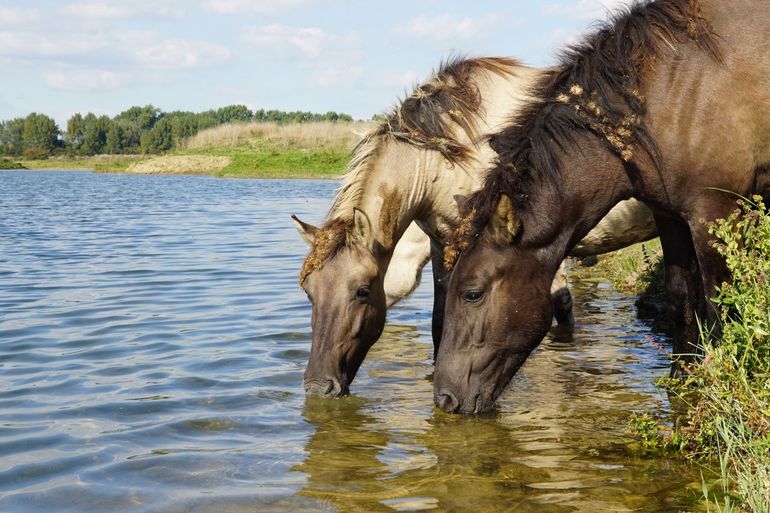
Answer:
top-left (0, 105), bottom-right (353, 159)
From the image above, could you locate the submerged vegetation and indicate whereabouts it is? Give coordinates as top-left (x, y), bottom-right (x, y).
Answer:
top-left (624, 198), bottom-right (770, 512)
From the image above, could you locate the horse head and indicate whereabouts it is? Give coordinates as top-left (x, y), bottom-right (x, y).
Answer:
top-left (293, 209), bottom-right (387, 397)
top-left (434, 195), bottom-right (555, 414)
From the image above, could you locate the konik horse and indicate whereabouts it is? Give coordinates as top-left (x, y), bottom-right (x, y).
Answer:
top-left (435, 0), bottom-right (770, 414)
top-left (294, 57), bottom-right (657, 397)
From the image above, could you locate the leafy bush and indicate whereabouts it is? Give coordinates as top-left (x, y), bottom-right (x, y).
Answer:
top-left (0, 158), bottom-right (25, 169)
top-left (22, 146), bottom-right (49, 160)
top-left (668, 196), bottom-right (770, 512)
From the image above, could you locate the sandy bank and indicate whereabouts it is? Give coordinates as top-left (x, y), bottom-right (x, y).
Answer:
top-left (127, 155), bottom-right (231, 174)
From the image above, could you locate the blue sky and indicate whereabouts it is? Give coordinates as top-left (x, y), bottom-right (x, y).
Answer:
top-left (0, 0), bottom-right (631, 126)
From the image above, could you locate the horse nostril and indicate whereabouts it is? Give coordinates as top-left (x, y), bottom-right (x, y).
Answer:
top-left (436, 389), bottom-right (459, 413)
top-left (326, 377), bottom-right (344, 396)
top-left (304, 377), bottom-right (347, 397)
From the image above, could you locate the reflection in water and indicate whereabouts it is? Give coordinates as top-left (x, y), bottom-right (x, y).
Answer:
top-left (296, 277), bottom-right (706, 513)
top-left (0, 173), bottom-right (708, 512)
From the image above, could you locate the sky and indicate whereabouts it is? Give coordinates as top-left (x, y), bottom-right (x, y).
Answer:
top-left (0, 0), bottom-right (633, 127)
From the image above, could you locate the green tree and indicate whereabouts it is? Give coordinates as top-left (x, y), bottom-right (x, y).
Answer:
top-left (195, 110), bottom-right (219, 130)
top-left (22, 112), bottom-right (59, 156)
top-left (0, 118), bottom-right (25, 156)
top-left (66, 113), bottom-right (87, 154)
top-left (115, 105), bottom-right (160, 131)
top-left (140, 116), bottom-right (173, 153)
top-left (216, 104), bottom-right (253, 124)
top-left (105, 122), bottom-right (126, 154)
top-left (169, 112), bottom-right (198, 144)
top-left (81, 114), bottom-right (112, 155)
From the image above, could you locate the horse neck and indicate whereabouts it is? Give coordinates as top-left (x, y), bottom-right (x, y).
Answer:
top-left (476, 65), bottom-right (543, 135)
top-left (518, 136), bottom-right (634, 269)
top-left (416, 65), bottom-right (547, 240)
top-left (335, 139), bottom-right (434, 265)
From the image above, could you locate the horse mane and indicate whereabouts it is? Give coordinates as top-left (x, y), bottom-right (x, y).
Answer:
top-left (444, 0), bottom-right (722, 270)
top-left (300, 56), bottom-right (522, 284)
top-left (330, 56), bottom-right (522, 221)
top-left (379, 55), bottom-right (522, 162)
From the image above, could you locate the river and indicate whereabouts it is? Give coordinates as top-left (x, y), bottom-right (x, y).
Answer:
top-left (0, 170), bottom-right (704, 512)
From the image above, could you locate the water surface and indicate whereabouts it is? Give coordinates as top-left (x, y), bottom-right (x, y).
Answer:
top-left (0, 170), bottom-right (703, 512)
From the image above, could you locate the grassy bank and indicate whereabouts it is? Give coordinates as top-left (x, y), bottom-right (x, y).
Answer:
top-left (616, 200), bottom-right (770, 512)
top-left (14, 121), bottom-right (373, 178)
top-left (673, 198), bottom-right (770, 512)
top-left (173, 121), bottom-right (372, 178)
top-left (20, 155), bottom-right (145, 172)
top-left (577, 238), bottom-right (667, 320)
top-left (1, 158), bottom-right (26, 169)
top-left (12, 121), bottom-right (372, 178)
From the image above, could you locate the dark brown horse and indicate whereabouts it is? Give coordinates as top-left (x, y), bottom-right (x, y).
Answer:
top-left (434, 0), bottom-right (770, 414)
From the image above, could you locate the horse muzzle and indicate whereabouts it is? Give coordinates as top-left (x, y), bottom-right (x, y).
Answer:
top-left (303, 376), bottom-right (348, 397)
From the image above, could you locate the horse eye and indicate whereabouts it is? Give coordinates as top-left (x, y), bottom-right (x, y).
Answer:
top-left (356, 287), bottom-right (370, 299)
top-left (463, 290), bottom-right (484, 303)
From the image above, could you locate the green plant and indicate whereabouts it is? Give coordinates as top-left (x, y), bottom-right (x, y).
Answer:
top-left (669, 196), bottom-right (770, 512)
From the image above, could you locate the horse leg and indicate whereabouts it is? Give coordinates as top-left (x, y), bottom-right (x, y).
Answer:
top-left (654, 213), bottom-right (702, 376)
top-left (687, 201), bottom-right (735, 340)
top-left (551, 261), bottom-right (574, 329)
top-left (430, 239), bottom-right (449, 359)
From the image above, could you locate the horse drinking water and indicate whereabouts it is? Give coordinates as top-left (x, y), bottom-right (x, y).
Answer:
top-left (435, 0), bottom-right (770, 414)
top-left (294, 57), bottom-right (657, 397)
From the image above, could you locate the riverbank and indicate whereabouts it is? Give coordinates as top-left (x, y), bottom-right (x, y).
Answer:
top-left (17, 121), bottom-right (372, 179)
top-left (0, 158), bottom-right (26, 169)
top-left (603, 203), bottom-right (770, 512)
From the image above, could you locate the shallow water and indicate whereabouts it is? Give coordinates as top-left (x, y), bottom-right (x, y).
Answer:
top-left (0, 170), bottom-right (704, 512)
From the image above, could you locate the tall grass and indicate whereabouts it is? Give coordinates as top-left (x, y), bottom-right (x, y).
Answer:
top-left (655, 196), bottom-right (770, 512)
top-left (592, 238), bottom-right (663, 295)
top-left (182, 121), bottom-right (375, 151)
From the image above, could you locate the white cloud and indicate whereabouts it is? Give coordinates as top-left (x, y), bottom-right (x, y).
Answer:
top-left (242, 24), bottom-right (357, 59)
top-left (135, 40), bottom-right (231, 69)
top-left (0, 6), bottom-right (41, 24)
top-left (241, 24), bottom-right (362, 88)
top-left (0, 30), bottom-right (107, 60)
top-left (378, 70), bottom-right (421, 91)
top-left (59, 2), bottom-right (132, 19)
top-left (58, 1), bottom-right (187, 19)
top-left (543, 0), bottom-right (633, 21)
top-left (394, 13), bottom-right (499, 43)
top-left (315, 64), bottom-right (363, 88)
top-left (44, 69), bottom-right (129, 90)
top-left (203, 0), bottom-right (310, 15)
top-left (0, 27), bottom-right (229, 70)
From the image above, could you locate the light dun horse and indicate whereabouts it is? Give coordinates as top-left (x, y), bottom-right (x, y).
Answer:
top-left (435, 0), bottom-right (770, 414)
top-left (294, 57), bottom-right (656, 397)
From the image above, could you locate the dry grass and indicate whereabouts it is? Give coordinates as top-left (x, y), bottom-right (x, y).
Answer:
top-left (182, 121), bottom-right (375, 151)
top-left (127, 155), bottom-right (230, 174)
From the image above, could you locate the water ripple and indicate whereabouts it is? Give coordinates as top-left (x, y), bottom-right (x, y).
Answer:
top-left (0, 171), bottom-right (702, 513)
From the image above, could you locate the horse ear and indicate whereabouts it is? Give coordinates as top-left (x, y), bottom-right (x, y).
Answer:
top-left (291, 215), bottom-right (318, 247)
top-left (352, 208), bottom-right (373, 244)
top-left (486, 194), bottom-right (521, 245)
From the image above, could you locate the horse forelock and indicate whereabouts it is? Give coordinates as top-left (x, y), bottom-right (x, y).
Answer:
top-left (299, 218), bottom-right (353, 285)
top-left (444, 0), bottom-right (722, 268)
